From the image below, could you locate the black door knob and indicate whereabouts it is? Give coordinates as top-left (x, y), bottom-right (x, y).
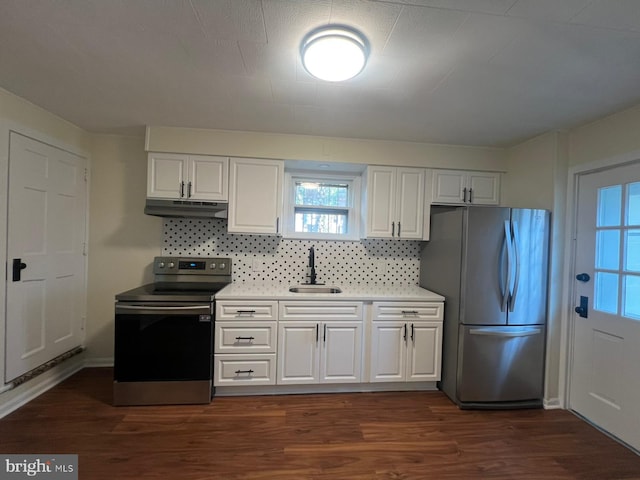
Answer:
top-left (576, 273), bottom-right (591, 282)
top-left (12, 258), bottom-right (27, 282)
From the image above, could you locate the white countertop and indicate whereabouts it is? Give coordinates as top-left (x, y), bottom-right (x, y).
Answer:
top-left (215, 282), bottom-right (445, 302)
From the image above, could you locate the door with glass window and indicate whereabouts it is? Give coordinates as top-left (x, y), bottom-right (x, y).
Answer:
top-left (569, 161), bottom-right (640, 450)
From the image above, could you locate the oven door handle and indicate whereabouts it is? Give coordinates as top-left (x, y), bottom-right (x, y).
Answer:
top-left (115, 304), bottom-right (212, 316)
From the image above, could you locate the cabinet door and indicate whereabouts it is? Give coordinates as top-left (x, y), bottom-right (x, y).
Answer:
top-left (468, 171), bottom-right (500, 205)
top-left (431, 169), bottom-right (465, 204)
top-left (369, 322), bottom-right (406, 382)
top-left (189, 155), bottom-right (228, 201)
top-left (395, 167), bottom-right (424, 239)
top-left (277, 322), bottom-right (319, 384)
top-left (366, 166), bottom-right (396, 238)
top-left (228, 158), bottom-right (283, 235)
top-left (406, 322), bottom-right (442, 382)
top-left (320, 322), bottom-right (362, 383)
top-left (147, 153), bottom-right (187, 199)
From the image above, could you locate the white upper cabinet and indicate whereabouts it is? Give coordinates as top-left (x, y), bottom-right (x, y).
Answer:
top-left (364, 166), bottom-right (424, 239)
top-left (431, 169), bottom-right (500, 205)
top-left (147, 153), bottom-right (228, 201)
top-left (228, 157), bottom-right (283, 235)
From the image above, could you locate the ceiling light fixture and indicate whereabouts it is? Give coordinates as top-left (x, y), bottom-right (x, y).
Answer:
top-left (300, 25), bottom-right (369, 82)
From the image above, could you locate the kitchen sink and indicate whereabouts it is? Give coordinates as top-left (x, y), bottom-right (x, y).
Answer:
top-left (289, 285), bottom-right (342, 294)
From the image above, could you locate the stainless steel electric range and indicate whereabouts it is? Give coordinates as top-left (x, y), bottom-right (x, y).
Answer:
top-left (113, 257), bottom-right (232, 406)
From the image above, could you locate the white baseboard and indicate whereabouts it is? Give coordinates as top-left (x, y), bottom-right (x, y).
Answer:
top-left (544, 397), bottom-right (562, 409)
top-left (215, 382), bottom-right (438, 397)
top-left (84, 357), bottom-right (114, 368)
top-left (0, 356), bottom-right (85, 419)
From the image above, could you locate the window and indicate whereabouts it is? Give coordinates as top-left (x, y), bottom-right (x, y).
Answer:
top-left (283, 171), bottom-right (361, 240)
top-left (594, 181), bottom-right (640, 319)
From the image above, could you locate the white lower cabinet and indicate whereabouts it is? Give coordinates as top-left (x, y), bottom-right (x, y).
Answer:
top-left (214, 301), bottom-right (278, 386)
top-left (370, 302), bottom-right (443, 383)
top-left (277, 302), bottom-right (363, 385)
top-left (215, 299), bottom-right (444, 390)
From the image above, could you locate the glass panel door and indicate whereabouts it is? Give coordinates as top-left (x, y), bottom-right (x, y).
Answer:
top-left (593, 181), bottom-right (640, 319)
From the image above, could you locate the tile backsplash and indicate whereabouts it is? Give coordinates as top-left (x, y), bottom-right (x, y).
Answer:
top-left (163, 219), bottom-right (422, 285)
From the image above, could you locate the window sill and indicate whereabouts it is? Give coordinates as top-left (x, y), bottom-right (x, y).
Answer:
top-left (282, 232), bottom-right (361, 242)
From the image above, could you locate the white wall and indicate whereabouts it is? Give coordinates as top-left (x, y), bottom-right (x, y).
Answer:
top-left (569, 103), bottom-right (640, 167)
top-left (85, 134), bottom-right (163, 362)
top-left (504, 131), bottom-right (568, 406)
top-left (146, 126), bottom-right (507, 171)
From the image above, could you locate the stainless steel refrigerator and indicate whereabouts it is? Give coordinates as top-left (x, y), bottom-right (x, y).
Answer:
top-left (420, 206), bottom-right (549, 409)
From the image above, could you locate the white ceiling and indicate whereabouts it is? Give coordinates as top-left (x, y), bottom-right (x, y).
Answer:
top-left (2, 0), bottom-right (640, 147)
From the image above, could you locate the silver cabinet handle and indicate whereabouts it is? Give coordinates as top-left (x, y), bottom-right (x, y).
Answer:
top-left (462, 187), bottom-right (467, 203)
top-left (392, 221), bottom-right (395, 237)
top-left (180, 181), bottom-right (185, 198)
top-left (276, 217), bottom-right (280, 233)
top-left (468, 188), bottom-right (473, 203)
top-left (398, 222), bottom-right (401, 237)
top-left (323, 323), bottom-right (327, 343)
top-left (187, 181), bottom-right (192, 198)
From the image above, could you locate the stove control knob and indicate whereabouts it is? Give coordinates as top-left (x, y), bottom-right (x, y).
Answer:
top-left (168, 262), bottom-right (175, 269)
top-left (210, 263), bottom-right (216, 269)
top-left (220, 263), bottom-right (226, 270)
top-left (158, 262), bottom-right (165, 268)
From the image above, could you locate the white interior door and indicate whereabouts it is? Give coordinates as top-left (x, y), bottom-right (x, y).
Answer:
top-left (5, 132), bottom-right (87, 382)
top-left (569, 161), bottom-right (640, 450)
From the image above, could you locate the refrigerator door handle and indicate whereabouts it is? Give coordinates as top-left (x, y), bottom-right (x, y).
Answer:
top-left (469, 327), bottom-right (542, 337)
top-left (501, 220), bottom-right (513, 312)
top-left (509, 221), bottom-right (521, 312)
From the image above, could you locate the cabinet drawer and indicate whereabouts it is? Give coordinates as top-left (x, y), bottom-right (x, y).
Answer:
top-left (280, 302), bottom-right (363, 321)
top-left (216, 301), bottom-right (278, 320)
top-left (372, 302), bottom-right (443, 321)
top-left (214, 354), bottom-right (276, 386)
top-left (215, 321), bottom-right (277, 354)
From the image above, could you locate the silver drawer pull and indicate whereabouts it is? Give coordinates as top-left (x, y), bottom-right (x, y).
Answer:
top-left (234, 369), bottom-right (254, 375)
top-left (236, 310), bottom-right (256, 315)
top-left (402, 310), bottom-right (419, 315)
top-left (235, 336), bottom-right (255, 341)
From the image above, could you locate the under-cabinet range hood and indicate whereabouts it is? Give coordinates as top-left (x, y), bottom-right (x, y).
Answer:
top-left (144, 198), bottom-right (228, 219)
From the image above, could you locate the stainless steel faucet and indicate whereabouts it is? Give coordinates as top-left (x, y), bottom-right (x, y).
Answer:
top-left (306, 246), bottom-right (317, 285)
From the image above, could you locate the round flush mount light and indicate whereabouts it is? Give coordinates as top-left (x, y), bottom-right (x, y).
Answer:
top-left (300, 25), bottom-right (369, 82)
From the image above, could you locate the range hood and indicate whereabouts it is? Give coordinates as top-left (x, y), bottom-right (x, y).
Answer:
top-left (144, 198), bottom-right (228, 219)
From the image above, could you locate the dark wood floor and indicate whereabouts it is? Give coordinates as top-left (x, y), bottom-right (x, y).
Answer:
top-left (1, 368), bottom-right (639, 479)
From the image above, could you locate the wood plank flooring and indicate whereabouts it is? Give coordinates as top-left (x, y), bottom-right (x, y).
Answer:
top-left (1, 368), bottom-right (639, 479)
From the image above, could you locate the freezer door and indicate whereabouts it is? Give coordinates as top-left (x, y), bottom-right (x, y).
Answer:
top-left (461, 207), bottom-right (510, 325)
top-left (457, 325), bottom-right (545, 403)
top-left (507, 209), bottom-right (550, 325)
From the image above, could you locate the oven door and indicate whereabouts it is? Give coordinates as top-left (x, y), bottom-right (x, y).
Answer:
top-left (114, 302), bottom-right (213, 383)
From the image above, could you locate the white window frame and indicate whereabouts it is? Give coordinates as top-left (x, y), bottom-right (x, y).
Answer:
top-left (283, 171), bottom-right (362, 241)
